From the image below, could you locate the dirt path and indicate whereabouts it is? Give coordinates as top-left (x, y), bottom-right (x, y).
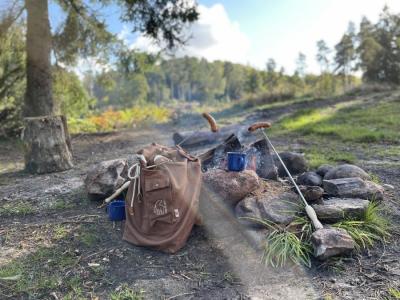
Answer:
top-left (0, 91), bottom-right (399, 299)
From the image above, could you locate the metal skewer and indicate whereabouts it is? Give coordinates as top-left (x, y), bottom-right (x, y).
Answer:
top-left (248, 122), bottom-right (323, 230)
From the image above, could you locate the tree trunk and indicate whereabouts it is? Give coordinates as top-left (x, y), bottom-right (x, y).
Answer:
top-left (22, 116), bottom-right (73, 174)
top-left (23, 0), bottom-right (73, 173)
top-left (24, 0), bottom-right (53, 116)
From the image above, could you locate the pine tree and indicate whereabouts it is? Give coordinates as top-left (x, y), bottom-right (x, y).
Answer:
top-left (334, 22), bottom-right (356, 87)
top-left (316, 40), bottom-right (331, 73)
top-left (295, 52), bottom-right (307, 78)
top-left (357, 17), bottom-right (382, 82)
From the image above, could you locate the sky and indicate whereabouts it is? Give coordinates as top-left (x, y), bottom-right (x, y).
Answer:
top-left (47, 0), bottom-right (400, 75)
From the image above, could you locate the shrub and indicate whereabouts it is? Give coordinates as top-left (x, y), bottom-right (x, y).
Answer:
top-left (68, 104), bottom-right (171, 134)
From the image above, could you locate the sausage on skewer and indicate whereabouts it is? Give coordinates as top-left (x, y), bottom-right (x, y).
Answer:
top-left (248, 121), bottom-right (272, 132)
top-left (202, 112), bottom-right (219, 132)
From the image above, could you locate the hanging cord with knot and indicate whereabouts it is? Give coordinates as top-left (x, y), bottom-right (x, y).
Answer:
top-left (127, 163), bottom-right (141, 215)
top-left (100, 155), bottom-right (146, 208)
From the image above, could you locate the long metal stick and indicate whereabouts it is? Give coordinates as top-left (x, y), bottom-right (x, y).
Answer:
top-left (257, 129), bottom-right (323, 230)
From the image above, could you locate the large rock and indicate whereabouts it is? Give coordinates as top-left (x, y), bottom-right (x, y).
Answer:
top-left (316, 164), bottom-right (334, 177)
top-left (203, 169), bottom-right (260, 206)
top-left (273, 152), bottom-right (308, 177)
top-left (312, 198), bottom-right (370, 223)
top-left (311, 228), bottom-right (355, 260)
top-left (297, 171), bottom-right (322, 186)
top-left (323, 177), bottom-right (384, 201)
top-left (236, 181), bottom-right (302, 225)
top-left (85, 159), bottom-right (128, 200)
top-left (294, 185), bottom-right (324, 203)
top-left (324, 164), bottom-right (371, 180)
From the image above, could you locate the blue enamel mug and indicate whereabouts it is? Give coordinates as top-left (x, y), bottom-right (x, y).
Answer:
top-left (227, 152), bottom-right (247, 172)
top-left (107, 200), bottom-right (126, 221)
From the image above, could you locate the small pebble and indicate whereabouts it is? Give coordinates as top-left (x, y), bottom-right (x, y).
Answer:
top-left (382, 183), bottom-right (395, 190)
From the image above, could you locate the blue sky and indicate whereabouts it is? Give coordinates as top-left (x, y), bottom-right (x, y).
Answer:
top-left (48, 0), bottom-right (400, 74)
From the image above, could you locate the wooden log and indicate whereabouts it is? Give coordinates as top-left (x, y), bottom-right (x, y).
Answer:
top-left (173, 124), bottom-right (250, 148)
top-left (22, 115), bottom-right (73, 174)
top-left (249, 139), bottom-right (278, 180)
top-left (199, 134), bottom-right (242, 171)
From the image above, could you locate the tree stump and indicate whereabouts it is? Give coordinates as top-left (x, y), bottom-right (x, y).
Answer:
top-left (22, 115), bottom-right (73, 174)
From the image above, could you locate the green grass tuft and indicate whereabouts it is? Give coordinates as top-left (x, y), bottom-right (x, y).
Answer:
top-left (110, 285), bottom-right (145, 300)
top-left (388, 288), bottom-right (400, 299)
top-left (0, 201), bottom-right (35, 217)
top-left (369, 173), bottom-right (382, 184)
top-left (243, 201), bottom-right (391, 267)
top-left (333, 202), bottom-right (391, 250)
top-left (75, 224), bottom-right (100, 247)
top-left (243, 216), bottom-right (313, 268)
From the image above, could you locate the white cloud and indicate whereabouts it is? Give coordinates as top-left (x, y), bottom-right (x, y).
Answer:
top-left (130, 3), bottom-right (251, 64)
top-left (68, 57), bottom-right (112, 80)
top-left (253, 0), bottom-right (400, 74)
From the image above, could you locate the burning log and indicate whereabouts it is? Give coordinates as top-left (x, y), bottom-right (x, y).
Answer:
top-left (199, 134), bottom-right (278, 180)
top-left (248, 139), bottom-right (278, 180)
top-left (173, 124), bottom-right (251, 148)
top-left (199, 134), bottom-right (242, 171)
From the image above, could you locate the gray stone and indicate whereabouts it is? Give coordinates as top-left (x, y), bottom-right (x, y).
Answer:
top-left (85, 159), bottom-right (128, 201)
top-left (324, 164), bottom-right (371, 180)
top-left (235, 187), bottom-right (302, 225)
top-left (294, 185), bottom-right (324, 203)
top-left (297, 171), bottom-right (322, 186)
top-left (323, 177), bottom-right (384, 201)
top-left (235, 196), bottom-right (263, 228)
top-left (316, 164), bottom-right (334, 177)
top-left (382, 183), bottom-right (395, 190)
top-left (203, 169), bottom-right (260, 206)
top-left (311, 228), bottom-right (355, 260)
top-left (259, 191), bottom-right (302, 224)
top-left (312, 198), bottom-right (370, 223)
top-left (273, 152), bottom-right (308, 177)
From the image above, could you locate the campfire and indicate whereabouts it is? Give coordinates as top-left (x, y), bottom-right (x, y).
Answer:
top-left (84, 124), bottom-right (386, 266)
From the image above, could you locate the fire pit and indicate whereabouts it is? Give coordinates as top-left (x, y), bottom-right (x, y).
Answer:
top-left (198, 133), bottom-right (386, 263)
top-left (84, 131), bottom-right (387, 265)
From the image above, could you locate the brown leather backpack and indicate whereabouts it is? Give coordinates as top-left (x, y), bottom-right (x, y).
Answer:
top-left (123, 143), bottom-right (202, 253)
